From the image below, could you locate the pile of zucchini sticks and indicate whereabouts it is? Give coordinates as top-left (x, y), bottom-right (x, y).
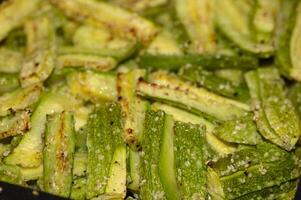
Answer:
top-left (0, 0), bottom-right (301, 199)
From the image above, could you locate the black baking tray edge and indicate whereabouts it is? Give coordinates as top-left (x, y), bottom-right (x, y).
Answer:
top-left (1, 180), bottom-right (301, 200)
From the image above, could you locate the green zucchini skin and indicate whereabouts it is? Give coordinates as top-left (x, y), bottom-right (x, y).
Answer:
top-left (213, 113), bottom-right (262, 145)
top-left (43, 111), bottom-right (76, 198)
top-left (179, 65), bottom-right (250, 101)
top-left (137, 72), bottom-right (249, 122)
top-left (215, 0), bottom-right (274, 57)
top-left (288, 83), bottom-right (301, 118)
top-left (139, 110), bottom-right (167, 200)
top-left (70, 177), bottom-right (87, 200)
top-left (174, 122), bottom-right (207, 199)
top-left (209, 142), bottom-right (301, 199)
top-left (245, 67), bottom-right (301, 151)
top-left (86, 102), bottom-right (124, 199)
top-left (138, 54), bottom-right (259, 71)
top-left (275, 0), bottom-right (301, 81)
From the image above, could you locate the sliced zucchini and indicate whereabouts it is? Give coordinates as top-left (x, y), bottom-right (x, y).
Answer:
top-left (275, 0), bottom-right (301, 81)
top-left (67, 70), bottom-right (117, 102)
top-left (174, 122), bottom-right (207, 199)
top-left (213, 113), bottom-right (262, 145)
top-left (0, 48), bottom-right (23, 73)
top-left (288, 83), bottom-right (301, 118)
top-left (72, 24), bottom-right (140, 61)
top-left (50, 0), bottom-right (158, 44)
top-left (236, 180), bottom-right (298, 200)
top-left (0, 84), bottom-right (43, 117)
top-left (127, 148), bottom-right (141, 192)
top-left (146, 30), bottom-right (182, 55)
top-left (175, 0), bottom-right (217, 53)
top-left (139, 53), bottom-right (259, 71)
top-left (138, 71), bottom-right (250, 121)
top-left (151, 102), bottom-right (236, 156)
top-left (117, 69), bottom-right (149, 148)
top-left (0, 164), bottom-right (25, 186)
top-left (214, 69), bottom-right (244, 85)
top-left (215, 0), bottom-right (274, 57)
top-left (43, 111), bottom-right (75, 198)
top-left (20, 16), bottom-right (56, 87)
top-left (19, 165), bottom-right (43, 181)
top-left (251, 0), bottom-right (280, 44)
top-left (86, 102), bottom-right (124, 199)
top-left (140, 110), bottom-right (166, 199)
top-left (71, 177), bottom-right (87, 200)
top-left (159, 114), bottom-right (180, 200)
top-left (73, 150), bottom-right (87, 177)
top-left (179, 65), bottom-right (250, 101)
top-left (0, 0), bottom-right (41, 42)
top-left (209, 143), bottom-right (301, 199)
top-left (151, 102), bottom-right (214, 130)
top-left (4, 92), bottom-right (80, 168)
top-left (0, 109), bottom-right (31, 139)
top-left (245, 68), bottom-right (300, 150)
top-left (0, 73), bottom-right (20, 94)
top-left (105, 144), bottom-right (127, 199)
top-left (57, 54), bottom-right (117, 72)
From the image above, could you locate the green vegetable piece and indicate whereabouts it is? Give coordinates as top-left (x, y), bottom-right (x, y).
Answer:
top-left (20, 16), bottom-right (56, 87)
top-left (209, 142), bottom-right (301, 199)
top-left (137, 71), bottom-right (250, 121)
top-left (0, 164), bottom-right (24, 185)
top-left (179, 65), bottom-right (250, 101)
top-left (0, 48), bottom-right (23, 73)
top-left (67, 71), bottom-right (117, 102)
top-left (275, 0), bottom-right (301, 81)
top-left (245, 68), bottom-right (301, 150)
top-left (213, 113), bottom-right (262, 145)
top-left (50, 0), bottom-right (158, 44)
top-left (57, 54), bottom-right (117, 72)
top-left (117, 69), bottom-right (149, 148)
top-left (0, 109), bottom-right (31, 139)
top-left (151, 102), bottom-right (237, 156)
top-left (159, 114), bottom-right (181, 200)
top-left (0, 0), bottom-right (41, 42)
top-left (140, 110), bottom-right (166, 199)
top-left (5, 92), bottom-right (80, 168)
top-left (71, 177), bottom-right (87, 200)
top-left (0, 73), bottom-right (20, 94)
top-left (139, 54), bottom-right (259, 71)
top-left (174, 122), bottom-right (207, 199)
top-left (175, 0), bottom-right (217, 53)
top-left (288, 83), bottom-right (301, 118)
top-left (251, 0), bottom-right (280, 44)
top-left (127, 148), bottom-right (140, 192)
top-left (215, 0), bottom-right (274, 57)
top-left (105, 144), bottom-right (127, 199)
top-left (0, 84), bottom-right (43, 117)
top-left (86, 102), bottom-right (123, 199)
top-left (236, 179), bottom-right (298, 200)
top-left (43, 111), bottom-right (75, 198)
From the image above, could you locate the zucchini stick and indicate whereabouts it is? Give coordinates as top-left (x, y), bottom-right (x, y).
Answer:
top-left (139, 54), bottom-right (259, 71)
top-left (43, 111), bottom-right (75, 198)
top-left (0, 0), bottom-right (41, 42)
top-left (50, 0), bottom-right (158, 44)
top-left (0, 48), bottom-right (23, 73)
top-left (117, 69), bottom-right (149, 148)
top-left (137, 72), bottom-right (249, 121)
top-left (20, 16), bottom-right (56, 87)
top-left (86, 102), bottom-right (125, 199)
